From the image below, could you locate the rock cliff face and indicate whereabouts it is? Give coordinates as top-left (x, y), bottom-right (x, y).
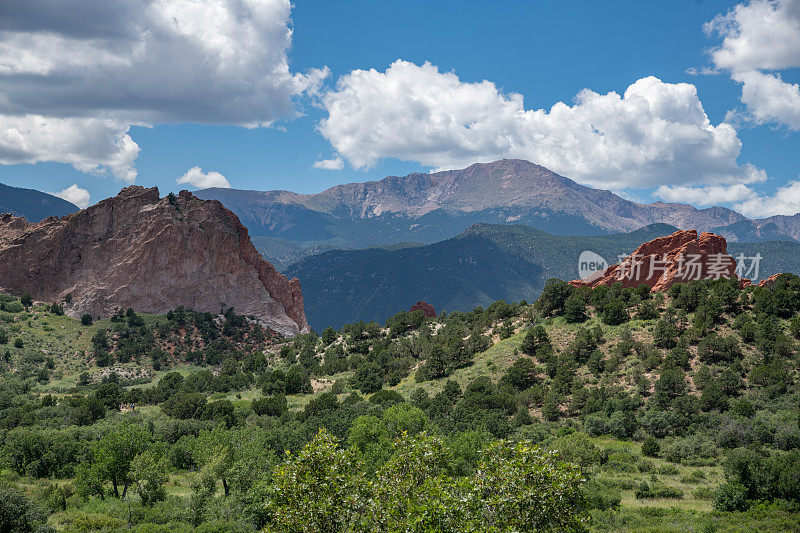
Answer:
top-left (0, 186), bottom-right (307, 336)
top-left (570, 229), bottom-right (741, 292)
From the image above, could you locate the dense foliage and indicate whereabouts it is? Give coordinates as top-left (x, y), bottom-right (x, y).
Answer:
top-left (1, 274), bottom-right (800, 531)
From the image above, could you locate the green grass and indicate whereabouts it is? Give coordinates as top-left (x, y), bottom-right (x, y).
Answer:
top-left (586, 436), bottom-right (722, 514)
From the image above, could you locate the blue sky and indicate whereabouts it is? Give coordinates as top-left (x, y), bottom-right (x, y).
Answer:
top-left (1, 0), bottom-right (799, 217)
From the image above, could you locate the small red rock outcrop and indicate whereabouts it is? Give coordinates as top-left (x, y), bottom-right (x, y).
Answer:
top-left (570, 229), bottom-right (742, 292)
top-left (410, 301), bottom-right (436, 318)
top-left (757, 273), bottom-right (783, 288)
top-left (0, 187), bottom-right (308, 336)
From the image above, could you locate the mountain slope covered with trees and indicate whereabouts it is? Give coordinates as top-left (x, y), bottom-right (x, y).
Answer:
top-left (287, 223), bottom-right (800, 330)
top-left (0, 183), bottom-right (78, 222)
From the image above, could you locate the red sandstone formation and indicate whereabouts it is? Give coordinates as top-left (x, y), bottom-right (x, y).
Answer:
top-left (570, 229), bottom-right (742, 292)
top-left (757, 273), bottom-right (783, 288)
top-left (410, 301), bottom-right (436, 318)
top-left (0, 187), bottom-right (307, 336)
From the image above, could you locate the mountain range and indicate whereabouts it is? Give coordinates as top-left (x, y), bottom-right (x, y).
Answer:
top-left (4, 159), bottom-right (799, 331)
top-left (286, 223), bottom-right (800, 330)
top-left (0, 183), bottom-right (79, 222)
top-left (196, 159), bottom-right (800, 266)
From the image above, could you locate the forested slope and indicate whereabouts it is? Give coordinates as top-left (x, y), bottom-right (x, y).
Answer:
top-left (1, 274), bottom-right (800, 531)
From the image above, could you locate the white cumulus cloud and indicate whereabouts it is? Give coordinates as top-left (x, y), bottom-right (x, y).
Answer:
top-left (177, 167), bottom-right (231, 189)
top-left (318, 60), bottom-right (760, 190)
top-left (50, 184), bottom-right (91, 209)
top-left (0, 0), bottom-right (326, 179)
top-left (705, 0), bottom-right (800, 130)
top-left (0, 115), bottom-right (139, 181)
top-left (705, 0), bottom-right (800, 72)
top-left (312, 156), bottom-right (344, 170)
top-left (654, 183), bottom-right (754, 206)
top-left (731, 70), bottom-right (800, 129)
top-left (734, 180), bottom-right (800, 217)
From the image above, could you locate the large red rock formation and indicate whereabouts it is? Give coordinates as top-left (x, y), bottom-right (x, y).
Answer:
top-left (410, 301), bottom-right (436, 318)
top-left (570, 229), bottom-right (742, 292)
top-left (0, 187), bottom-right (307, 336)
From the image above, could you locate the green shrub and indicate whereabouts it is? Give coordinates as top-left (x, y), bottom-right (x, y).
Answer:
top-left (642, 436), bottom-right (660, 457)
top-left (582, 481), bottom-right (621, 510)
top-left (331, 379), bottom-right (345, 395)
top-left (564, 295), bottom-right (588, 323)
top-left (635, 480), bottom-right (652, 499)
top-left (650, 483), bottom-right (683, 499)
top-left (369, 389), bottom-right (404, 407)
top-left (636, 300), bottom-right (659, 320)
top-left (657, 464), bottom-right (679, 475)
top-left (662, 435), bottom-right (718, 464)
top-left (790, 315), bottom-right (800, 339)
top-left (20, 292), bottom-right (32, 308)
top-left (602, 301), bottom-right (629, 326)
top-left (603, 447), bottom-right (640, 473)
top-left (3, 301), bottom-right (23, 313)
top-left (714, 482), bottom-right (749, 512)
top-left (680, 470), bottom-right (707, 484)
top-left (693, 486), bottom-right (714, 500)
top-left (0, 485), bottom-right (49, 532)
top-left (251, 394), bottom-right (287, 417)
top-left (59, 512), bottom-right (126, 531)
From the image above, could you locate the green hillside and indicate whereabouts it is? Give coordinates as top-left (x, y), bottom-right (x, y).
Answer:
top-left (1, 275), bottom-right (800, 531)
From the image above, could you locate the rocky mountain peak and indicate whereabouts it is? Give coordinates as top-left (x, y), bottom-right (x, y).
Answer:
top-left (0, 187), bottom-right (307, 336)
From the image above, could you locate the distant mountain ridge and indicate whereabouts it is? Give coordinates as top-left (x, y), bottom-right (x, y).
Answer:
top-left (195, 160), bottom-right (800, 264)
top-left (287, 223), bottom-right (800, 330)
top-left (0, 183), bottom-right (79, 222)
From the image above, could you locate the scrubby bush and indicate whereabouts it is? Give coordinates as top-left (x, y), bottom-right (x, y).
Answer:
top-left (602, 301), bottom-right (629, 326)
top-left (564, 295), bottom-right (588, 323)
top-left (642, 436), bottom-right (660, 458)
top-left (583, 481), bottom-right (621, 510)
top-left (634, 480), bottom-right (652, 499)
top-left (0, 485), bottom-right (49, 532)
top-left (662, 435), bottom-right (718, 465)
top-left (714, 482), bottom-right (749, 512)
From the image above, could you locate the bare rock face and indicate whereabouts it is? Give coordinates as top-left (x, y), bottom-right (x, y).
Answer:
top-left (410, 301), bottom-right (436, 318)
top-left (0, 187), bottom-right (308, 336)
top-left (570, 229), bottom-right (741, 292)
